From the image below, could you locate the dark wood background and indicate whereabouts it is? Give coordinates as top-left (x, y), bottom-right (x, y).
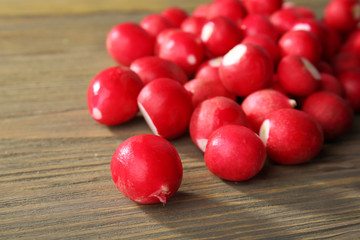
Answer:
top-left (1, 0), bottom-right (360, 239)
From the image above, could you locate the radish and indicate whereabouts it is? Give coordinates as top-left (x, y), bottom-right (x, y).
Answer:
top-left (189, 96), bottom-right (248, 152)
top-left (342, 29), bottom-right (360, 55)
top-left (322, 26), bottom-right (342, 62)
top-left (207, 0), bottom-right (248, 25)
top-left (161, 7), bottom-right (188, 28)
top-left (204, 125), bottom-right (266, 181)
top-left (277, 55), bottom-right (321, 97)
top-left (270, 8), bottom-right (301, 35)
top-left (259, 108), bottom-right (324, 165)
top-left (184, 78), bottom-right (236, 108)
top-left (338, 70), bottom-right (360, 113)
top-left (106, 22), bottom-right (154, 66)
top-left (219, 43), bottom-right (273, 97)
top-left (201, 16), bottom-right (243, 57)
top-left (317, 61), bottom-right (334, 75)
top-left (157, 30), bottom-right (205, 77)
top-left (192, 4), bottom-right (210, 18)
top-left (332, 52), bottom-right (360, 75)
top-left (180, 16), bottom-right (207, 38)
top-left (278, 30), bottom-right (323, 65)
top-left (238, 14), bottom-right (280, 42)
top-left (319, 73), bottom-right (343, 96)
top-left (111, 134), bottom-right (183, 204)
top-left (195, 57), bottom-right (222, 82)
top-left (140, 14), bottom-right (174, 38)
top-left (130, 56), bottom-right (188, 86)
top-left (242, 0), bottom-right (283, 15)
top-left (137, 78), bottom-right (193, 139)
top-left (87, 66), bottom-right (143, 126)
top-left (324, 0), bottom-right (360, 33)
top-left (302, 91), bottom-right (354, 140)
top-left (241, 89), bottom-right (296, 133)
top-left (290, 18), bottom-right (327, 45)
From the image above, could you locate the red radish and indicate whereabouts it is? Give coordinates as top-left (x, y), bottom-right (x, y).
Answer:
top-left (277, 55), bottom-right (321, 97)
top-left (201, 17), bottom-right (243, 57)
top-left (342, 29), bottom-right (360, 55)
top-left (87, 66), bottom-right (143, 126)
top-left (290, 18), bottom-right (327, 45)
top-left (190, 97), bottom-right (248, 152)
top-left (302, 91), bottom-right (354, 140)
top-left (161, 7), bottom-right (188, 27)
top-left (270, 8), bottom-right (301, 35)
top-left (241, 89), bottom-right (296, 133)
top-left (207, 0), bottom-right (248, 25)
top-left (137, 78), bottom-right (193, 139)
top-left (130, 56), bottom-right (188, 86)
top-left (111, 134), bottom-right (183, 204)
top-left (192, 3), bottom-right (210, 18)
top-left (204, 125), bottom-right (266, 181)
top-left (324, 0), bottom-right (360, 33)
top-left (184, 78), bottom-right (236, 108)
top-left (278, 30), bottom-right (322, 65)
top-left (259, 108), bottom-right (324, 165)
top-left (157, 30), bottom-right (204, 77)
top-left (338, 71), bottom-right (360, 113)
top-left (106, 22), bottom-right (154, 66)
top-left (238, 14), bottom-right (280, 42)
top-left (319, 73), bottom-right (344, 96)
top-left (195, 57), bottom-right (222, 82)
top-left (332, 52), bottom-right (360, 74)
top-left (292, 6), bottom-right (316, 19)
top-left (317, 61), bottom-right (334, 75)
top-left (219, 43), bottom-right (273, 97)
top-left (154, 28), bottom-right (179, 55)
top-left (241, 34), bottom-right (280, 65)
top-left (322, 26), bottom-right (342, 61)
top-left (180, 16), bottom-right (207, 38)
top-left (140, 14), bottom-right (174, 38)
top-left (242, 0), bottom-right (283, 15)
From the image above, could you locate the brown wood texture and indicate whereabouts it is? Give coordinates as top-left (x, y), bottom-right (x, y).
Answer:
top-left (1, 0), bottom-right (360, 239)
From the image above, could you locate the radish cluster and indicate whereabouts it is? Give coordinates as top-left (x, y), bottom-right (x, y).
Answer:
top-left (87, 0), bottom-right (359, 204)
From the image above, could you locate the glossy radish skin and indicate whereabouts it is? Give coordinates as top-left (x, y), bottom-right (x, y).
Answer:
top-left (111, 134), bottom-right (183, 204)
top-left (157, 30), bottom-right (204, 77)
top-left (208, 0), bottom-right (248, 25)
top-left (302, 92), bottom-right (354, 140)
top-left (181, 16), bottom-right (207, 38)
top-left (137, 78), bottom-right (193, 139)
top-left (241, 89), bottom-right (296, 133)
top-left (277, 55), bottom-right (321, 97)
top-left (130, 56), bottom-right (188, 86)
top-left (242, 0), bottom-right (283, 15)
top-left (324, 0), bottom-right (360, 33)
top-left (319, 73), bottom-right (343, 96)
top-left (161, 7), bottom-right (188, 27)
top-left (184, 78), bottom-right (236, 108)
top-left (190, 97), bottom-right (248, 152)
top-left (290, 18), bottom-right (327, 45)
top-left (140, 14), bottom-right (174, 38)
top-left (87, 66), bottom-right (143, 126)
top-left (339, 71), bottom-right (360, 113)
top-left (241, 34), bottom-right (280, 65)
top-left (278, 30), bottom-right (322, 65)
top-left (201, 17), bottom-right (243, 57)
top-left (193, 4), bottom-right (210, 18)
top-left (205, 125), bottom-right (266, 181)
top-left (106, 23), bottom-right (154, 66)
top-left (220, 43), bottom-right (273, 97)
top-left (195, 57), bottom-right (222, 82)
top-left (239, 14), bottom-right (280, 42)
top-left (260, 109), bottom-right (323, 165)
top-left (270, 8), bottom-right (301, 35)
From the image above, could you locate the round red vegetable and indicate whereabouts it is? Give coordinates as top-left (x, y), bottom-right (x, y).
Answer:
top-left (204, 125), bottom-right (266, 181)
top-left (87, 66), bottom-right (143, 126)
top-left (207, 0), bottom-right (248, 25)
top-left (161, 7), bottom-right (188, 28)
top-left (137, 78), bottom-right (193, 139)
top-left (260, 109), bottom-right (324, 165)
top-left (106, 22), bottom-right (154, 66)
top-left (302, 91), bottom-right (354, 140)
top-left (140, 14), bottom-right (174, 38)
top-left (338, 70), bottom-right (360, 113)
top-left (324, 0), bottom-right (360, 33)
top-left (111, 134), bottom-right (183, 204)
top-left (239, 14), bottom-right (280, 42)
top-left (242, 0), bottom-right (283, 15)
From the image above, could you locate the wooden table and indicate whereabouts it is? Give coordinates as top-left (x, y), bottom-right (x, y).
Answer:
top-left (1, 0), bottom-right (360, 239)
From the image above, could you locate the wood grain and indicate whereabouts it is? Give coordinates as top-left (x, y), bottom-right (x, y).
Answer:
top-left (1, 0), bottom-right (360, 239)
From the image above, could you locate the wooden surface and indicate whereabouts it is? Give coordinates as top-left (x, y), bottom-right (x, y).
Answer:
top-left (1, 0), bottom-right (360, 239)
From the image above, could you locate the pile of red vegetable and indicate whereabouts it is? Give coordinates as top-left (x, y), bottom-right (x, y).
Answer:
top-left (87, 0), bottom-right (360, 205)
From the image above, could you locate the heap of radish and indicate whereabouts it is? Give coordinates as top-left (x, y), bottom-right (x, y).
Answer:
top-left (87, 0), bottom-right (360, 204)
